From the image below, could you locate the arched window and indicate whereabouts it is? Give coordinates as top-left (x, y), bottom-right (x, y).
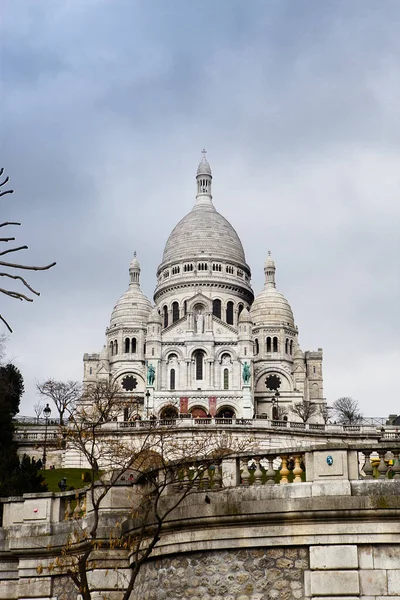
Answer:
top-left (163, 305), bottom-right (168, 328)
top-left (110, 341), bottom-right (114, 356)
top-left (194, 350), bottom-right (204, 380)
top-left (266, 337), bottom-right (271, 353)
top-left (273, 337), bottom-right (278, 352)
top-left (238, 304), bottom-right (244, 318)
top-left (289, 340), bottom-right (293, 355)
top-left (255, 338), bottom-right (259, 355)
top-left (114, 340), bottom-right (118, 354)
top-left (285, 339), bottom-right (288, 354)
top-left (226, 301), bottom-right (234, 325)
top-left (184, 300), bottom-right (187, 315)
top-left (172, 301), bottom-right (179, 323)
top-left (213, 299), bottom-right (222, 319)
top-left (170, 369), bottom-right (176, 390)
top-left (131, 337), bottom-right (137, 353)
top-left (223, 368), bottom-right (229, 390)
top-left (125, 338), bottom-right (130, 353)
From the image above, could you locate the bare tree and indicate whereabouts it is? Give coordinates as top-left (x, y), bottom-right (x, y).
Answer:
top-left (332, 396), bottom-right (363, 425)
top-left (36, 379), bottom-right (82, 424)
top-left (0, 168), bottom-right (56, 332)
top-left (318, 403), bottom-right (332, 424)
top-left (44, 381), bottom-right (249, 599)
top-left (33, 401), bottom-right (44, 423)
top-left (291, 400), bottom-right (318, 423)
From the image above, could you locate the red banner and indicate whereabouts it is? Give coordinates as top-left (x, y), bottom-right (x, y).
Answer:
top-left (209, 396), bottom-right (217, 417)
top-left (180, 397), bottom-right (188, 414)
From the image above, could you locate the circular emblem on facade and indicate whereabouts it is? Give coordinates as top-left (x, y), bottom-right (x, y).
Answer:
top-left (121, 375), bottom-right (138, 391)
top-left (326, 455), bottom-right (333, 466)
top-left (265, 374), bottom-right (281, 391)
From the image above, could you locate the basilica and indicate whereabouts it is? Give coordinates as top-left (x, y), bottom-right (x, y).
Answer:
top-left (83, 154), bottom-right (324, 421)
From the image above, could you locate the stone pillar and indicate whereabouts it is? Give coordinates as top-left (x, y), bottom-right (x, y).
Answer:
top-left (242, 384), bottom-right (253, 419)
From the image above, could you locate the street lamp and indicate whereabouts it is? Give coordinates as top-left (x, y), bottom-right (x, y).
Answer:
top-left (42, 403), bottom-right (51, 469)
top-left (145, 390), bottom-right (150, 420)
top-left (272, 391), bottom-right (280, 421)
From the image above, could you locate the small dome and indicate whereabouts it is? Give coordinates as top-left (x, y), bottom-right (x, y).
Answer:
top-left (110, 255), bottom-right (152, 328)
top-left (238, 307), bottom-right (252, 323)
top-left (148, 306), bottom-right (162, 324)
top-left (110, 287), bottom-right (152, 328)
top-left (250, 287), bottom-right (295, 327)
top-left (197, 156), bottom-right (212, 177)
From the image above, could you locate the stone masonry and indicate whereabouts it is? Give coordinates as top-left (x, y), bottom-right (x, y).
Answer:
top-left (134, 547), bottom-right (308, 600)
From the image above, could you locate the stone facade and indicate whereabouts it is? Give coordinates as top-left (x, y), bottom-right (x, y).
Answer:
top-left (82, 154), bottom-right (324, 422)
top-left (134, 547), bottom-right (308, 600)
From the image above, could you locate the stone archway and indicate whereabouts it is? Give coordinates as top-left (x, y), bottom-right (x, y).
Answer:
top-left (216, 406), bottom-right (236, 419)
top-left (159, 405), bottom-right (179, 419)
top-left (190, 406), bottom-right (208, 418)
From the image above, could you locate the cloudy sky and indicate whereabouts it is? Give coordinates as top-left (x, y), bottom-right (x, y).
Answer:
top-left (1, 0), bottom-right (399, 417)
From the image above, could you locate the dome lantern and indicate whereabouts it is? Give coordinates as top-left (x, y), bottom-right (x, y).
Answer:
top-left (129, 251), bottom-right (140, 286)
top-left (196, 148), bottom-right (212, 202)
top-left (264, 250), bottom-right (276, 288)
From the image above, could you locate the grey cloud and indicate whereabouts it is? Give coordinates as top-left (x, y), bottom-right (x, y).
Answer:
top-left (1, 1), bottom-right (399, 417)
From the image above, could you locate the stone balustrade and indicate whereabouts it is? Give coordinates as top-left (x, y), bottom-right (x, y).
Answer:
top-left (2, 441), bottom-right (400, 599)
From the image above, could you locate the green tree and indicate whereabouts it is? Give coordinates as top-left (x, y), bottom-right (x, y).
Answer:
top-left (0, 364), bottom-right (46, 496)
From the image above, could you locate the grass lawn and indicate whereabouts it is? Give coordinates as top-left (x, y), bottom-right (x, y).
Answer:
top-left (40, 468), bottom-right (94, 493)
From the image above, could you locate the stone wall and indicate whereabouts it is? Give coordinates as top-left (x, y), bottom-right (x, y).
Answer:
top-left (134, 547), bottom-right (308, 600)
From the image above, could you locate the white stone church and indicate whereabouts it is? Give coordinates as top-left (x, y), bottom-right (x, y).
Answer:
top-left (83, 153), bottom-right (324, 421)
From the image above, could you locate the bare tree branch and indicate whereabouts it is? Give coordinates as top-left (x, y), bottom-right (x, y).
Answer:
top-left (0, 245), bottom-right (28, 256)
top-left (0, 167), bottom-right (56, 331)
top-left (0, 272), bottom-right (41, 296)
top-left (332, 396), bottom-right (363, 425)
top-left (291, 400), bottom-right (318, 423)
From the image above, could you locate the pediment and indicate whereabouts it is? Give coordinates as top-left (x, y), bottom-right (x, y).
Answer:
top-left (186, 292), bottom-right (212, 312)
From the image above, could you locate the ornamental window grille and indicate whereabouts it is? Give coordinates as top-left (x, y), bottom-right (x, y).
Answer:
top-left (226, 265), bottom-right (234, 274)
top-left (212, 299), bottom-right (222, 319)
top-left (184, 263), bottom-right (194, 272)
top-left (212, 263), bottom-right (222, 271)
top-left (226, 301), bottom-right (234, 325)
top-left (172, 266), bottom-right (180, 275)
top-left (172, 301), bottom-right (179, 323)
top-left (198, 262), bottom-right (208, 270)
top-left (237, 269), bottom-right (243, 277)
top-left (163, 270), bottom-right (169, 279)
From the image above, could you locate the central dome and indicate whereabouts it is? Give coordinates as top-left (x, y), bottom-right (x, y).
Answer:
top-left (162, 202), bottom-right (246, 265)
top-left (162, 154), bottom-right (247, 266)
